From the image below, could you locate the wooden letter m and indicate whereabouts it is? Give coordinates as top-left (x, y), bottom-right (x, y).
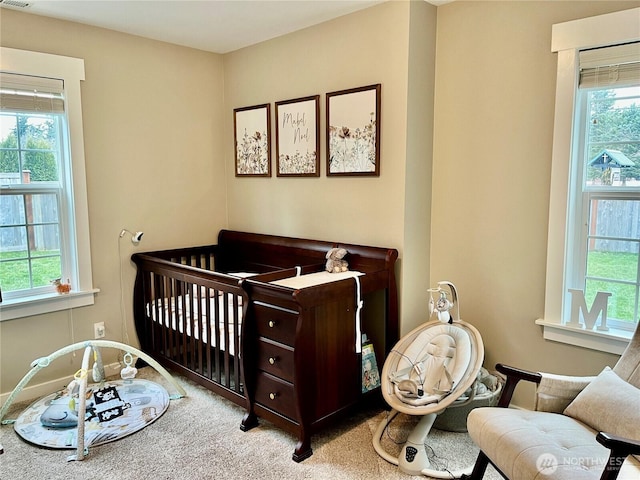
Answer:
top-left (567, 289), bottom-right (611, 331)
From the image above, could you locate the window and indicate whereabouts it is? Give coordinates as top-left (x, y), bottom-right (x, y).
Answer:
top-left (1, 75), bottom-right (67, 297)
top-left (0, 48), bottom-right (96, 320)
top-left (567, 68), bottom-right (640, 333)
top-left (539, 8), bottom-right (640, 354)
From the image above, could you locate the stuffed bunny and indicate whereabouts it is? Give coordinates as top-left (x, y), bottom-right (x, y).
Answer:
top-left (325, 248), bottom-right (349, 273)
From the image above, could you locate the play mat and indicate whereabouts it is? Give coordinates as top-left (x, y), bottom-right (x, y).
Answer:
top-left (13, 378), bottom-right (169, 449)
top-left (0, 340), bottom-right (186, 461)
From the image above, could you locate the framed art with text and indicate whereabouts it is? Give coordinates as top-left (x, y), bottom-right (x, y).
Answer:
top-left (326, 84), bottom-right (380, 176)
top-left (275, 95), bottom-right (320, 177)
top-left (234, 103), bottom-right (271, 177)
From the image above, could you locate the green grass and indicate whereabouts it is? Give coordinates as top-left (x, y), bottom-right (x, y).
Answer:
top-left (587, 251), bottom-right (637, 282)
top-left (0, 250), bottom-right (61, 291)
top-left (586, 251), bottom-right (638, 323)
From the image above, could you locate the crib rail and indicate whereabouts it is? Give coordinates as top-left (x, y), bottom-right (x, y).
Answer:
top-left (132, 250), bottom-right (246, 405)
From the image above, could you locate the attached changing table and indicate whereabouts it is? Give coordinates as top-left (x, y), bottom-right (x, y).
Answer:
top-left (240, 248), bottom-right (398, 462)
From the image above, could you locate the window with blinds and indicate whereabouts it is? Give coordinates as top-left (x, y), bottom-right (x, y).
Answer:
top-left (0, 72), bottom-right (68, 297)
top-left (568, 40), bottom-right (640, 331)
top-left (0, 47), bottom-right (94, 320)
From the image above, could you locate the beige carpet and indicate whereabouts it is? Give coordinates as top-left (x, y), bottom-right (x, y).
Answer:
top-left (0, 368), bottom-right (501, 480)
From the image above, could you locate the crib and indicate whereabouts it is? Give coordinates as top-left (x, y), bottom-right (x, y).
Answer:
top-left (132, 230), bottom-right (399, 460)
top-left (132, 246), bottom-right (248, 405)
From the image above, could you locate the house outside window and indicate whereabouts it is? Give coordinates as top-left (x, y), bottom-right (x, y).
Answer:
top-left (0, 48), bottom-right (96, 320)
top-left (539, 9), bottom-right (640, 354)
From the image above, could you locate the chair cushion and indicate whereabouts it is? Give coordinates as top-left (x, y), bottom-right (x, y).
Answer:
top-left (564, 367), bottom-right (640, 443)
top-left (535, 372), bottom-right (595, 413)
top-left (468, 408), bottom-right (610, 479)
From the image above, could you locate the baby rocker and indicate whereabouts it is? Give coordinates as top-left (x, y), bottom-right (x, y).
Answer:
top-left (373, 281), bottom-right (486, 478)
top-left (0, 340), bottom-right (186, 462)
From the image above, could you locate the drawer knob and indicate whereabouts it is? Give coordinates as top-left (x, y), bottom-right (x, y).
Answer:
top-left (268, 320), bottom-right (276, 328)
top-left (268, 356), bottom-right (277, 365)
top-left (269, 392), bottom-right (277, 400)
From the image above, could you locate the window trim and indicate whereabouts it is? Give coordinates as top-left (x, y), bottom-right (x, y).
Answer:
top-left (538, 8), bottom-right (640, 354)
top-left (0, 47), bottom-right (97, 321)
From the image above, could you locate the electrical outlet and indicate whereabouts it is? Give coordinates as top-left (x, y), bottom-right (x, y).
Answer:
top-left (94, 322), bottom-right (105, 339)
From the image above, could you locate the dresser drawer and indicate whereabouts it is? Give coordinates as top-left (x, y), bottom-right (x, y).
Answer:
top-left (257, 339), bottom-right (294, 382)
top-left (253, 303), bottom-right (297, 346)
top-left (255, 372), bottom-right (296, 420)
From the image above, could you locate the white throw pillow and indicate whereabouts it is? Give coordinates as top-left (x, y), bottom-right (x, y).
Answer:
top-left (564, 366), bottom-right (640, 442)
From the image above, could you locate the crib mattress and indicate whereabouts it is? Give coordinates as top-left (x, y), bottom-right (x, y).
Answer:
top-left (146, 291), bottom-right (242, 354)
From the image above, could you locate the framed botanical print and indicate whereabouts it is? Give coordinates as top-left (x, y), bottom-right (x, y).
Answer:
top-left (326, 84), bottom-right (380, 176)
top-left (234, 103), bottom-right (271, 177)
top-left (275, 95), bottom-right (320, 177)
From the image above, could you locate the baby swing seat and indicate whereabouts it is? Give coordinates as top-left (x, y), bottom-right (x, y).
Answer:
top-left (373, 282), bottom-right (485, 478)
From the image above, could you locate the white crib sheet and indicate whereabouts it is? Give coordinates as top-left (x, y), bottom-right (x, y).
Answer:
top-left (146, 291), bottom-right (242, 354)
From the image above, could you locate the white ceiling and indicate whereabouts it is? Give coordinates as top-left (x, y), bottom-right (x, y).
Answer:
top-left (0, 0), bottom-right (414, 54)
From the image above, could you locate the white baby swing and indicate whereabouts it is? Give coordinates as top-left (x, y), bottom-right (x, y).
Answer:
top-left (373, 281), bottom-right (485, 478)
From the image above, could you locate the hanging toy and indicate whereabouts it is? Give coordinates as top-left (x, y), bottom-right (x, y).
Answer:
top-left (120, 352), bottom-right (138, 380)
top-left (427, 281), bottom-right (459, 324)
top-left (92, 348), bottom-right (105, 383)
top-left (435, 291), bottom-right (452, 323)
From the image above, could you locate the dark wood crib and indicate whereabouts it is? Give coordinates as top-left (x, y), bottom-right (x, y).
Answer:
top-left (132, 230), bottom-right (399, 461)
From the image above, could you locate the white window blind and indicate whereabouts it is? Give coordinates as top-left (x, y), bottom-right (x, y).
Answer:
top-left (0, 72), bottom-right (65, 113)
top-left (579, 42), bottom-right (640, 89)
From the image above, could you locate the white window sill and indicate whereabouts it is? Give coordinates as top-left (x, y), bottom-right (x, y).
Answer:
top-left (535, 318), bottom-right (632, 355)
top-left (0, 289), bottom-right (100, 321)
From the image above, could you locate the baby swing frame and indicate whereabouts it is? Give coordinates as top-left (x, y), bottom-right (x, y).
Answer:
top-left (373, 282), bottom-right (486, 478)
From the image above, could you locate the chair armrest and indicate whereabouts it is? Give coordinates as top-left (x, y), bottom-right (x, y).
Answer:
top-left (496, 363), bottom-right (543, 383)
top-left (597, 432), bottom-right (640, 457)
top-left (495, 363), bottom-right (542, 407)
top-left (597, 432), bottom-right (640, 480)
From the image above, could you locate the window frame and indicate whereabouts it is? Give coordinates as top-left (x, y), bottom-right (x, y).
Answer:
top-left (0, 47), bottom-right (97, 320)
top-left (571, 84), bottom-right (640, 332)
top-left (537, 8), bottom-right (640, 355)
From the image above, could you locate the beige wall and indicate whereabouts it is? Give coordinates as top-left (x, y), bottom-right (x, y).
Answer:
top-left (402, 0), bottom-right (437, 332)
top-left (432, 0), bottom-right (640, 406)
top-left (0, 9), bottom-right (226, 396)
top-left (223, 1), bottom-right (414, 249)
top-left (1, 1), bottom-right (639, 410)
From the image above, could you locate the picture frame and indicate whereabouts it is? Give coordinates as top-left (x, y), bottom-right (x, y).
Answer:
top-left (326, 84), bottom-right (381, 176)
top-left (275, 95), bottom-right (320, 177)
top-left (234, 103), bottom-right (271, 177)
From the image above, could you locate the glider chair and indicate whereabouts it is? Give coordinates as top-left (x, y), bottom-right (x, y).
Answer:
top-left (464, 323), bottom-right (640, 480)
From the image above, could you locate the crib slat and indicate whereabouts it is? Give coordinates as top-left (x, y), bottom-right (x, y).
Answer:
top-left (168, 278), bottom-right (177, 360)
top-left (200, 283), bottom-right (207, 376)
top-left (223, 292), bottom-right (231, 388)
top-left (182, 281), bottom-right (191, 367)
top-left (232, 294), bottom-right (241, 390)
top-left (213, 289), bottom-right (222, 384)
